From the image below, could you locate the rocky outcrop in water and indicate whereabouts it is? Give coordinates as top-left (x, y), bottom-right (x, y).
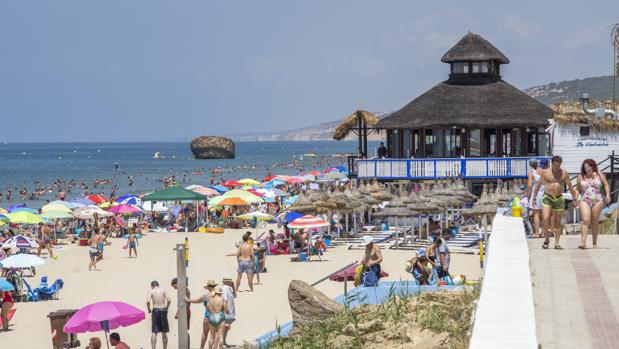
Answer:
top-left (288, 280), bottom-right (343, 326)
top-left (190, 135), bottom-right (235, 159)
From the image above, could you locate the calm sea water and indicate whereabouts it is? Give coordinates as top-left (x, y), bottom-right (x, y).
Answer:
top-left (0, 141), bottom-right (377, 207)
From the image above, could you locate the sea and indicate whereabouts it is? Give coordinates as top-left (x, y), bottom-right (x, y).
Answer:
top-left (0, 141), bottom-right (378, 208)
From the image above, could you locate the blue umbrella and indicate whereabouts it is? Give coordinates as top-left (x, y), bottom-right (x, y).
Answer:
top-left (265, 179), bottom-right (286, 187)
top-left (115, 194), bottom-right (139, 203)
top-left (209, 185), bottom-right (229, 193)
top-left (11, 207), bottom-right (38, 214)
top-left (285, 212), bottom-right (304, 223)
top-left (71, 198), bottom-right (95, 206)
top-left (0, 278), bottom-right (15, 291)
top-left (7, 203), bottom-right (26, 212)
top-left (285, 195), bottom-right (298, 205)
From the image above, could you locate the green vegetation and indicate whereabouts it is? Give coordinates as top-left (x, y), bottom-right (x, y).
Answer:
top-left (264, 287), bottom-right (480, 349)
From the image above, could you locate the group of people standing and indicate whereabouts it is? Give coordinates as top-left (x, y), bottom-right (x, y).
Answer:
top-left (526, 156), bottom-right (611, 250)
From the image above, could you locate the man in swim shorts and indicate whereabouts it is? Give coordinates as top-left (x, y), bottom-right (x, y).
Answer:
top-left (37, 222), bottom-right (55, 259)
top-left (235, 234), bottom-right (255, 292)
top-left (147, 281), bottom-right (171, 349)
top-left (532, 155), bottom-right (578, 250)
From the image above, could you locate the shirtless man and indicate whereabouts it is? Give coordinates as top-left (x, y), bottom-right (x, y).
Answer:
top-left (362, 235), bottom-right (383, 286)
top-left (235, 234), bottom-right (255, 292)
top-left (88, 229), bottom-right (101, 271)
top-left (37, 223), bottom-right (55, 259)
top-left (533, 155), bottom-right (578, 250)
top-left (147, 281), bottom-right (171, 349)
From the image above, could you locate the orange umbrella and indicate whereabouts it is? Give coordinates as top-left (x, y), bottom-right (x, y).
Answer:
top-left (87, 194), bottom-right (108, 204)
top-left (218, 197), bottom-right (248, 206)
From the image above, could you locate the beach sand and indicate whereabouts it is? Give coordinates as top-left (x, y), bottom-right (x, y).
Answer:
top-left (2, 227), bottom-right (481, 348)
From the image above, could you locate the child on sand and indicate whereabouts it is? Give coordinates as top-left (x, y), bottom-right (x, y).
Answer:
top-left (128, 231), bottom-right (138, 258)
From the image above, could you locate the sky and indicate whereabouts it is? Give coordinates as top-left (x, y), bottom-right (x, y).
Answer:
top-left (1, 1), bottom-right (618, 142)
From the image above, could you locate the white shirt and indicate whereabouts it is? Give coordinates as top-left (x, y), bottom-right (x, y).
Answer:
top-left (221, 285), bottom-right (236, 319)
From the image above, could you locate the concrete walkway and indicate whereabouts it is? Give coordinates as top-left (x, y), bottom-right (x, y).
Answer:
top-left (530, 235), bottom-right (619, 349)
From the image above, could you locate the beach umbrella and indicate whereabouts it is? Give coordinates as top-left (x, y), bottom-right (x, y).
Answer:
top-left (11, 207), bottom-right (38, 214)
top-left (42, 203), bottom-right (72, 213)
top-left (186, 185), bottom-right (219, 197)
top-left (2, 235), bottom-right (39, 249)
top-left (239, 178), bottom-right (261, 186)
top-left (73, 207), bottom-right (113, 220)
top-left (308, 171), bottom-right (322, 176)
top-left (209, 185), bottom-right (229, 193)
top-left (222, 189), bottom-right (264, 203)
top-left (283, 211), bottom-right (303, 223)
top-left (299, 174), bottom-right (316, 182)
top-left (142, 186), bottom-right (206, 202)
top-left (0, 254), bottom-right (46, 269)
top-left (264, 179), bottom-right (286, 187)
top-left (40, 210), bottom-right (73, 219)
top-left (7, 211), bottom-right (44, 224)
top-left (71, 198), bottom-right (95, 206)
top-left (87, 195), bottom-right (108, 204)
top-left (329, 262), bottom-right (389, 282)
top-left (0, 207), bottom-right (7, 214)
top-left (246, 189), bottom-right (265, 198)
top-left (218, 197), bottom-right (249, 206)
top-left (7, 204), bottom-right (26, 213)
top-left (285, 195), bottom-right (299, 205)
top-left (325, 171), bottom-right (346, 180)
top-left (98, 202), bottom-right (117, 209)
top-left (263, 175), bottom-right (276, 182)
top-left (0, 278), bottom-right (15, 291)
top-left (115, 195), bottom-right (141, 206)
top-left (221, 180), bottom-right (241, 187)
top-left (64, 301), bottom-right (145, 349)
top-left (238, 211), bottom-right (274, 221)
top-left (287, 177), bottom-right (304, 184)
top-left (108, 204), bottom-right (142, 215)
top-left (288, 215), bottom-right (330, 229)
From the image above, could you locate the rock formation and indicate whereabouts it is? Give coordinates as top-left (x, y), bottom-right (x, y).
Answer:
top-left (287, 280), bottom-right (343, 326)
top-left (190, 135), bottom-right (235, 159)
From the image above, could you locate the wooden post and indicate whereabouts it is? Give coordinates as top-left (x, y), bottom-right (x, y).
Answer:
top-left (176, 244), bottom-right (189, 349)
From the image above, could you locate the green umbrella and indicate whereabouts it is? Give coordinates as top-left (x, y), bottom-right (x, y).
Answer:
top-left (142, 186), bottom-right (207, 202)
top-left (40, 210), bottom-right (74, 219)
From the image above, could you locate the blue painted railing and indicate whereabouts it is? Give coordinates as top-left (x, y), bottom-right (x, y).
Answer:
top-left (356, 156), bottom-right (550, 180)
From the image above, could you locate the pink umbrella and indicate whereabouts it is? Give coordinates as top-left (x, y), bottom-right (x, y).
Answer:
top-left (192, 187), bottom-right (219, 196)
top-left (108, 204), bottom-right (141, 215)
top-left (64, 301), bottom-right (145, 348)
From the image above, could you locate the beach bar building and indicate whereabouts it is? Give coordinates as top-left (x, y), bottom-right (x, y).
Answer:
top-left (356, 32), bottom-right (554, 182)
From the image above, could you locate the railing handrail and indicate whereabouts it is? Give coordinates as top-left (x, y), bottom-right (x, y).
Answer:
top-left (356, 155), bottom-right (550, 162)
top-left (311, 261), bottom-right (357, 287)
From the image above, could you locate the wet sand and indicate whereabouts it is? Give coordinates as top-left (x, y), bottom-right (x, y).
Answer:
top-left (2, 227), bottom-right (481, 348)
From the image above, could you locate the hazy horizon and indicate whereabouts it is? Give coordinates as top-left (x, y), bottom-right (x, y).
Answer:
top-left (1, 1), bottom-right (618, 142)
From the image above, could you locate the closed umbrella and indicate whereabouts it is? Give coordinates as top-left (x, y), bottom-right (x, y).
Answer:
top-left (0, 254), bottom-right (46, 269)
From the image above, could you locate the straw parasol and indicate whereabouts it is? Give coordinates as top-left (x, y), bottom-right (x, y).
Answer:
top-left (332, 110), bottom-right (380, 141)
top-left (553, 100), bottom-right (619, 131)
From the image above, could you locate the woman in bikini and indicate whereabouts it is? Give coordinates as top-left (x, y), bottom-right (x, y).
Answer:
top-left (206, 287), bottom-right (228, 349)
top-left (576, 159), bottom-right (611, 249)
top-left (186, 280), bottom-right (218, 349)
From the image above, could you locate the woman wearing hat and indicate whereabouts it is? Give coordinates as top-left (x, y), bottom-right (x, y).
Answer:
top-left (186, 280), bottom-right (217, 349)
top-left (525, 159), bottom-right (545, 238)
top-left (361, 235), bottom-right (383, 286)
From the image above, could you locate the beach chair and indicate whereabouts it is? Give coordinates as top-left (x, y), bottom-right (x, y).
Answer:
top-left (36, 278), bottom-right (64, 300)
top-left (21, 278), bottom-right (39, 302)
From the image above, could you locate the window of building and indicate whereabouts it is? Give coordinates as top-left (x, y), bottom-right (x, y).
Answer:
top-left (445, 128), bottom-right (462, 157)
top-left (580, 126), bottom-right (590, 137)
top-left (501, 128), bottom-right (512, 156)
top-left (481, 61), bottom-right (490, 73)
top-left (513, 128), bottom-right (523, 156)
top-left (483, 128), bottom-right (497, 156)
top-left (391, 129), bottom-right (401, 158)
top-left (469, 129), bottom-right (481, 157)
top-left (412, 129), bottom-right (421, 157)
top-left (452, 62), bottom-right (469, 74)
top-left (472, 62), bottom-right (482, 73)
top-left (402, 129), bottom-right (412, 158)
top-left (526, 130), bottom-right (538, 155)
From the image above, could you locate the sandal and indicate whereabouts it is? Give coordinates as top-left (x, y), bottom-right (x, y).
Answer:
top-left (578, 245), bottom-right (586, 249)
top-left (554, 245), bottom-right (563, 250)
top-left (542, 240), bottom-right (550, 249)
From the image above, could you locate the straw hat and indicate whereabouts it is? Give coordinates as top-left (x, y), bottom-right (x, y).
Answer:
top-left (205, 280), bottom-right (218, 288)
top-left (362, 235), bottom-right (374, 246)
top-left (214, 286), bottom-right (224, 295)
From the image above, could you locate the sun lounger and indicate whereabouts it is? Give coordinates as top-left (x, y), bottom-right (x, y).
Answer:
top-left (21, 278), bottom-right (39, 302)
top-left (36, 278), bottom-right (64, 300)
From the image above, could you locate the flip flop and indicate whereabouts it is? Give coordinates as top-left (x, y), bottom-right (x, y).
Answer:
top-left (542, 240), bottom-right (550, 249)
top-left (554, 245), bottom-right (563, 250)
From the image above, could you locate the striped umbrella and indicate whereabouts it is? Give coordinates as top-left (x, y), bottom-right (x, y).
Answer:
top-left (2, 235), bottom-right (39, 249)
top-left (288, 215), bottom-right (330, 229)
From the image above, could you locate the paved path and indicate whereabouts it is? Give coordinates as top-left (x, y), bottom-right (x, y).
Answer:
top-left (530, 235), bottom-right (619, 349)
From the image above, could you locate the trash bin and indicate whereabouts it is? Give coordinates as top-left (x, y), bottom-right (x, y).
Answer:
top-left (47, 309), bottom-right (80, 349)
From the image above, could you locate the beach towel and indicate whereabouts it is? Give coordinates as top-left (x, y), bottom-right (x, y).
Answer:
top-left (0, 308), bottom-right (16, 327)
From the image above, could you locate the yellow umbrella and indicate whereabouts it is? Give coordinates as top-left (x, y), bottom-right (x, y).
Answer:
top-left (239, 178), bottom-right (261, 186)
top-left (0, 207), bottom-right (7, 214)
top-left (7, 211), bottom-right (44, 224)
top-left (41, 203), bottom-right (72, 213)
top-left (99, 202), bottom-right (117, 209)
top-left (238, 211), bottom-right (273, 220)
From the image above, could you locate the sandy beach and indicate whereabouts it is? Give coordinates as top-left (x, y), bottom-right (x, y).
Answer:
top-left (2, 227), bottom-right (481, 349)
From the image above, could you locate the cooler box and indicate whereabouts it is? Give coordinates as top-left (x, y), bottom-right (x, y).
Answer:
top-left (48, 309), bottom-right (80, 349)
top-left (78, 238), bottom-right (88, 247)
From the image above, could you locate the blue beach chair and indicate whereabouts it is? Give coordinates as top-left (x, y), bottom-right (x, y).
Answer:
top-left (21, 278), bottom-right (40, 302)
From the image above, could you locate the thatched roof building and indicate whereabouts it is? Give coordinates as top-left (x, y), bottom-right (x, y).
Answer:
top-left (553, 100), bottom-right (619, 131)
top-left (373, 31), bottom-right (554, 159)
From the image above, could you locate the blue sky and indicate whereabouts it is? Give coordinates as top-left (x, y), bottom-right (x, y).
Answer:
top-left (1, 1), bottom-right (618, 142)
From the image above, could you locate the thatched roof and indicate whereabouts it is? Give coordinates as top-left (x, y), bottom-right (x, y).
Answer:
top-left (552, 100), bottom-right (619, 131)
top-left (441, 32), bottom-right (510, 64)
top-left (376, 81), bottom-right (553, 129)
top-left (333, 110), bottom-right (380, 141)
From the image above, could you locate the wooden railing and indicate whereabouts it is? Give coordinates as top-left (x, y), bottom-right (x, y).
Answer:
top-left (356, 156), bottom-right (549, 180)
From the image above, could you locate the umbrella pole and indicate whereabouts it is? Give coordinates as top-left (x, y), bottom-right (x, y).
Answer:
top-left (395, 216), bottom-right (398, 249)
top-left (345, 213), bottom-right (349, 235)
top-left (104, 332), bottom-right (111, 349)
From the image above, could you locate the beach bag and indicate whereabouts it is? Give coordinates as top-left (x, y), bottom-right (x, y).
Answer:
top-left (363, 269), bottom-right (378, 287)
top-left (353, 265), bottom-right (364, 287)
